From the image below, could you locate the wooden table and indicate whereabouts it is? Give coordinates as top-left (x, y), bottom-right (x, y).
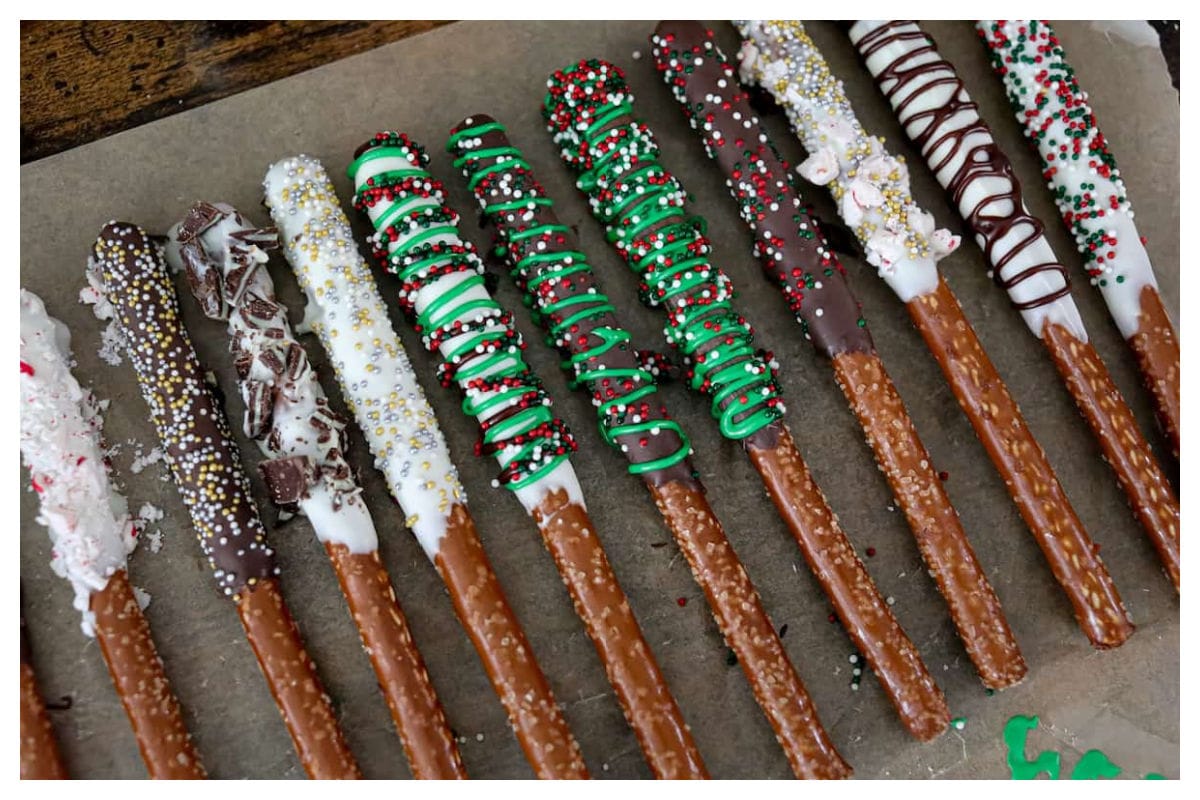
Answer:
top-left (21, 21), bottom-right (1177, 164)
top-left (20, 21), bottom-right (448, 163)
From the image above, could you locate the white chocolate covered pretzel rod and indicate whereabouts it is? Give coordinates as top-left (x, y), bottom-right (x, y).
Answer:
top-left (977, 19), bottom-right (1179, 457)
top-left (20, 288), bottom-right (205, 779)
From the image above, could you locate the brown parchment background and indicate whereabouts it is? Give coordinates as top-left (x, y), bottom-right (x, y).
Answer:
top-left (19, 21), bottom-right (1179, 779)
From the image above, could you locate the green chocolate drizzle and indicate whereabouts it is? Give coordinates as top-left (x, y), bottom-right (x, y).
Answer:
top-left (448, 115), bottom-right (694, 484)
top-left (348, 131), bottom-right (575, 492)
top-left (543, 59), bottom-right (786, 441)
top-left (1003, 714), bottom-right (1167, 780)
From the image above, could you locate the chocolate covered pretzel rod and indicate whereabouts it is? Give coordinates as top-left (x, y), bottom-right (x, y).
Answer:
top-left (20, 598), bottom-right (66, 780)
top-left (449, 114), bottom-right (850, 778)
top-left (977, 20), bottom-right (1180, 457)
top-left (543, 61), bottom-right (950, 742)
top-left (348, 133), bottom-right (706, 779)
top-left (736, 21), bottom-right (1134, 646)
top-left (87, 223), bottom-right (360, 779)
top-left (263, 154), bottom-right (587, 779)
top-left (650, 20), bottom-right (1025, 691)
top-left (20, 288), bottom-right (205, 779)
top-left (848, 20), bottom-right (1179, 590)
top-left (166, 202), bottom-right (466, 780)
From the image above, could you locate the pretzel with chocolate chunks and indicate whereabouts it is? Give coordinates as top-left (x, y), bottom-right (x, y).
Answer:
top-left (167, 201), bottom-right (466, 779)
top-left (848, 20), bottom-right (1178, 590)
top-left (21, 288), bottom-right (205, 779)
top-left (263, 154), bottom-right (587, 780)
top-left (650, 20), bottom-right (1026, 691)
top-left (87, 223), bottom-right (359, 779)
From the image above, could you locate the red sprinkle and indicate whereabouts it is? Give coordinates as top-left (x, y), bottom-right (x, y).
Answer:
top-left (676, 597), bottom-right (688, 607)
top-left (20, 361), bottom-right (34, 376)
top-left (865, 547), bottom-right (876, 557)
top-left (938, 470), bottom-right (950, 482)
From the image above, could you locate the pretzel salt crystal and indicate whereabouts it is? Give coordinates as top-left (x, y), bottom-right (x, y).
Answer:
top-left (168, 201), bottom-right (466, 779)
top-left (848, 20), bottom-right (1179, 591)
top-left (263, 155), bottom-right (587, 780)
top-left (21, 288), bottom-right (205, 779)
top-left (87, 224), bottom-right (359, 779)
top-left (650, 20), bottom-right (1026, 691)
top-left (736, 20), bottom-right (1135, 647)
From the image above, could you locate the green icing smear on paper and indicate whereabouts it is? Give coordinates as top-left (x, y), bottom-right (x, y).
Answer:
top-left (1003, 715), bottom-right (1167, 780)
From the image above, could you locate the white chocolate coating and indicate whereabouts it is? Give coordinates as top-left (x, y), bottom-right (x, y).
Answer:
top-left (978, 19), bottom-right (1159, 339)
top-left (849, 20), bottom-right (1088, 341)
top-left (165, 204), bottom-right (378, 554)
top-left (735, 19), bottom-right (961, 303)
top-left (263, 155), bottom-right (464, 560)
top-left (20, 289), bottom-right (136, 636)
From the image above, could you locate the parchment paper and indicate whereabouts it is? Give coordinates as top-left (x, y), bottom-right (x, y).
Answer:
top-left (19, 21), bottom-right (1179, 779)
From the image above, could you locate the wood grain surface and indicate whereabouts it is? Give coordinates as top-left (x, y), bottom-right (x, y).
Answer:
top-left (20, 20), bottom-right (449, 163)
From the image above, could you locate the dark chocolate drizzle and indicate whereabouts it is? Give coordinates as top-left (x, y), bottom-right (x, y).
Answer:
top-left (90, 221), bottom-right (278, 599)
top-left (448, 115), bottom-right (698, 486)
top-left (651, 21), bottom-right (875, 358)
top-left (851, 21), bottom-right (1072, 312)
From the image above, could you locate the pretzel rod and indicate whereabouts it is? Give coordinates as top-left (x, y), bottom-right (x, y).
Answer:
top-left (650, 20), bottom-right (1025, 690)
top-left (978, 20), bottom-right (1180, 457)
top-left (20, 288), bottom-right (206, 779)
top-left (543, 60), bottom-right (950, 741)
top-left (735, 21), bottom-right (1135, 646)
top-left (347, 134), bottom-right (705, 779)
top-left (263, 155), bottom-right (587, 779)
top-left (449, 114), bottom-right (850, 778)
top-left (87, 223), bottom-right (360, 779)
top-left (847, 20), bottom-right (1179, 590)
top-left (20, 605), bottom-right (67, 780)
top-left (166, 202), bottom-right (465, 779)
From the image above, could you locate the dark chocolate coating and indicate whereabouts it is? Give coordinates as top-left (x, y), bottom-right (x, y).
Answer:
top-left (651, 21), bottom-right (875, 358)
top-left (90, 221), bottom-right (278, 600)
top-left (449, 115), bottom-right (697, 487)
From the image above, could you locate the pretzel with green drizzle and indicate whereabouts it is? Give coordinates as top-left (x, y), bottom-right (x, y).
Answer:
top-left (350, 131), bottom-right (709, 778)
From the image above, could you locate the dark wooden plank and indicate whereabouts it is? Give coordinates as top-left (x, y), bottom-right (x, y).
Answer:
top-left (20, 20), bottom-right (451, 163)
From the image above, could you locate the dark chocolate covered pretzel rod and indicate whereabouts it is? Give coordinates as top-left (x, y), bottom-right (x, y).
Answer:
top-left (450, 114), bottom-right (850, 778)
top-left (649, 20), bottom-right (1025, 691)
top-left (849, 20), bottom-right (1179, 591)
top-left (88, 222), bottom-right (359, 779)
top-left (542, 58), bottom-right (950, 743)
